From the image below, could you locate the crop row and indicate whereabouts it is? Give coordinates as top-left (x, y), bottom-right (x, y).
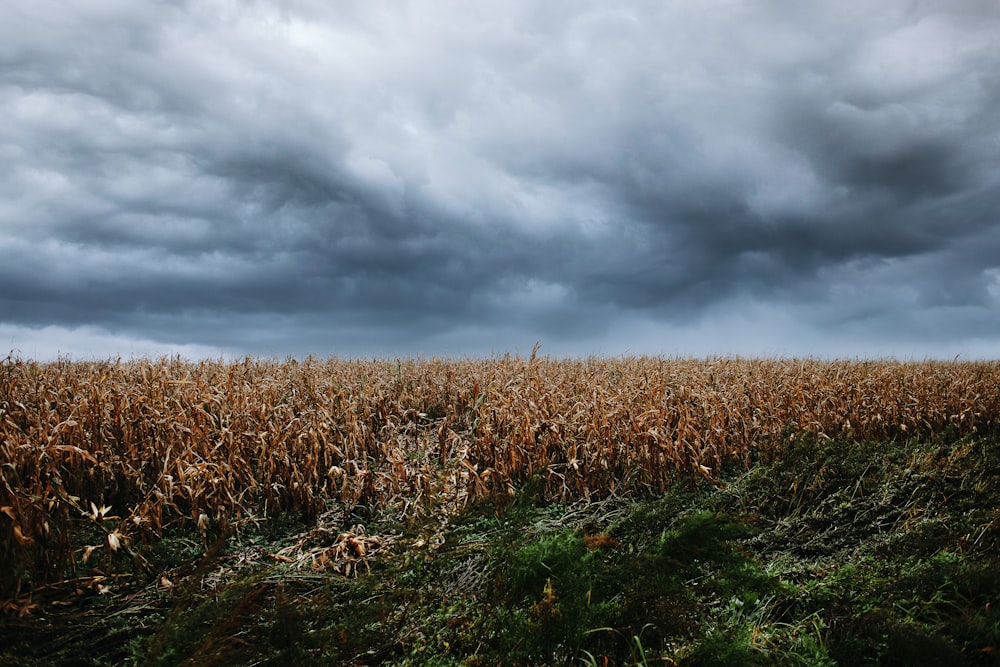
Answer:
top-left (2, 354), bottom-right (999, 598)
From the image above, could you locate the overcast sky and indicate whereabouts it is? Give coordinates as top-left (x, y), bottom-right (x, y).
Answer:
top-left (3, 1), bottom-right (1000, 360)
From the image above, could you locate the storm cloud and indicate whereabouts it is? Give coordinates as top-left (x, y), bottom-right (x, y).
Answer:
top-left (2, 0), bottom-right (1000, 359)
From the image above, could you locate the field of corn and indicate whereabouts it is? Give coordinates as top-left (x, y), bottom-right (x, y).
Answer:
top-left (2, 353), bottom-right (1000, 606)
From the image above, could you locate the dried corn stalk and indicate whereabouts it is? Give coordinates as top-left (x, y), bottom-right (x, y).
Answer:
top-left (2, 354), bottom-right (999, 598)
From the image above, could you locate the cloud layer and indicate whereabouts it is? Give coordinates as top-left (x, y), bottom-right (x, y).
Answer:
top-left (3, 0), bottom-right (1000, 359)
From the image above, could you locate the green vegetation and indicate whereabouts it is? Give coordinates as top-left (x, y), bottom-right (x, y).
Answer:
top-left (3, 431), bottom-right (998, 665)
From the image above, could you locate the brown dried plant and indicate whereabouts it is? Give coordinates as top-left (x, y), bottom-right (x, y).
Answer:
top-left (2, 354), bottom-right (998, 599)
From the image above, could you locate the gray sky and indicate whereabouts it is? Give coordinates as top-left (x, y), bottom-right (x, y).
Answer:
top-left (3, 0), bottom-right (1000, 360)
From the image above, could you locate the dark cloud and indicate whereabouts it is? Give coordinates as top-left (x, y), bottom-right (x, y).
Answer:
top-left (2, 0), bottom-right (1000, 359)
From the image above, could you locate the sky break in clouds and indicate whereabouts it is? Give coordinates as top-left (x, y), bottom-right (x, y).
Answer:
top-left (2, 0), bottom-right (1000, 360)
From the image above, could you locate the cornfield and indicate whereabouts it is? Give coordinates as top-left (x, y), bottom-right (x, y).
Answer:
top-left (2, 353), bottom-right (999, 599)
